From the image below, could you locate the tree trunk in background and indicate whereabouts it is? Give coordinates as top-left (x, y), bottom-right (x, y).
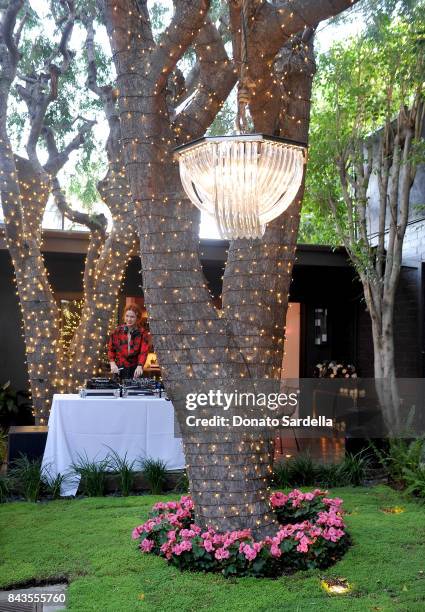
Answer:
top-left (68, 165), bottom-right (137, 388)
top-left (0, 150), bottom-right (61, 422)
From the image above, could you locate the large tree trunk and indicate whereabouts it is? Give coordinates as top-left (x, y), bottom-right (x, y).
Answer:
top-left (104, 0), bottom-right (357, 537)
top-left (0, 150), bottom-right (61, 422)
top-left (368, 298), bottom-right (401, 432)
top-left (68, 140), bottom-right (137, 387)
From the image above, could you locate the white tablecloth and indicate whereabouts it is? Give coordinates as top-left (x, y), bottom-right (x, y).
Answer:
top-left (42, 394), bottom-right (185, 496)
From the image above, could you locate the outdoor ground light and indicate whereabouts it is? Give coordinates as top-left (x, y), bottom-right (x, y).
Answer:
top-left (321, 577), bottom-right (351, 595)
top-left (175, 134), bottom-right (307, 240)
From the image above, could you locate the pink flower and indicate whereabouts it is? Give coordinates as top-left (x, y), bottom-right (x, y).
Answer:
top-left (180, 495), bottom-right (194, 510)
top-left (309, 527), bottom-right (323, 538)
top-left (167, 513), bottom-right (182, 526)
top-left (215, 547), bottom-right (230, 560)
top-left (239, 544), bottom-right (258, 561)
top-left (160, 542), bottom-right (170, 554)
top-left (203, 539), bottom-right (214, 553)
top-left (317, 511), bottom-right (344, 528)
top-left (172, 540), bottom-right (192, 556)
top-left (270, 544), bottom-right (282, 558)
top-left (237, 529), bottom-right (252, 539)
top-left (132, 525), bottom-right (144, 540)
top-left (296, 536), bottom-right (310, 553)
top-left (322, 527), bottom-right (345, 542)
top-left (167, 530), bottom-right (177, 542)
top-left (140, 538), bottom-right (154, 552)
top-left (270, 491), bottom-right (288, 507)
top-left (153, 501), bottom-right (167, 511)
top-left (180, 540), bottom-right (193, 552)
top-left (323, 497), bottom-right (343, 508)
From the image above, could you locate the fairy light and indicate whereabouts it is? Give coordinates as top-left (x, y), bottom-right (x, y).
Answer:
top-left (1, 0), bottom-right (354, 532)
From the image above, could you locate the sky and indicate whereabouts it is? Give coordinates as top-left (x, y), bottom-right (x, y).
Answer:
top-left (21, 1), bottom-right (365, 239)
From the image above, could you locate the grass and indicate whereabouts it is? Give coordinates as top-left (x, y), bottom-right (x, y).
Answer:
top-left (0, 486), bottom-right (424, 611)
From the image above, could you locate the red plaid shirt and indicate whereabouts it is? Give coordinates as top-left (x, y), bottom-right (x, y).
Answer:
top-left (107, 325), bottom-right (150, 368)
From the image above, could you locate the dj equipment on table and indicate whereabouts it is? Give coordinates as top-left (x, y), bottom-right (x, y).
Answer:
top-left (80, 378), bottom-right (121, 398)
top-left (79, 378), bottom-right (164, 398)
top-left (121, 378), bottom-right (159, 397)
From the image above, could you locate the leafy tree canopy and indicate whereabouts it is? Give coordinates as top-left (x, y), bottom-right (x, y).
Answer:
top-left (299, 6), bottom-right (425, 244)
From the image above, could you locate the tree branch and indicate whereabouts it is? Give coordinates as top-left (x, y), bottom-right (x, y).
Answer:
top-left (14, 0), bottom-right (77, 168)
top-left (43, 119), bottom-right (95, 176)
top-left (152, 0), bottom-right (210, 91)
top-left (227, 0), bottom-right (357, 134)
top-left (1, 0), bottom-right (24, 71)
top-left (13, 5), bottom-right (27, 48)
top-left (172, 16), bottom-right (236, 143)
top-left (45, 0), bottom-right (76, 78)
top-left (51, 175), bottom-right (107, 234)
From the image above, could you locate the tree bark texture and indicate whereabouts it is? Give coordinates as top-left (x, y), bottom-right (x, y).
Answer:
top-left (104, 0), bottom-right (356, 537)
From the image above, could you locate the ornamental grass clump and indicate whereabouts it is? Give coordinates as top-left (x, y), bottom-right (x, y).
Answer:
top-left (106, 448), bottom-right (137, 497)
top-left (132, 490), bottom-right (350, 578)
top-left (8, 454), bottom-right (44, 502)
top-left (140, 457), bottom-right (168, 495)
top-left (42, 469), bottom-right (71, 500)
top-left (0, 474), bottom-right (10, 503)
top-left (71, 453), bottom-right (109, 497)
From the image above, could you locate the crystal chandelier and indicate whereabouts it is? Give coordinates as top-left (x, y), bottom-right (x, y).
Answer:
top-left (175, 134), bottom-right (306, 240)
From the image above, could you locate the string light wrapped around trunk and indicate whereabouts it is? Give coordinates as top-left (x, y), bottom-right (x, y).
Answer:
top-left (175, 134), bottom-right (306, 240)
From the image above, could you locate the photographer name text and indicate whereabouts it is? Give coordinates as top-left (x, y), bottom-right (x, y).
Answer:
top-left (185, 415), bottom-right (333, 428)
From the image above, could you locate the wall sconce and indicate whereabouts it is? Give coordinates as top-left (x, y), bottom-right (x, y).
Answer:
top-left (314, 308), bottom-right (328, 345)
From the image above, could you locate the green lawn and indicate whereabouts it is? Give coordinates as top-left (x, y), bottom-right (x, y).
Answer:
top-left (0, 486), bottom-right (424, 611)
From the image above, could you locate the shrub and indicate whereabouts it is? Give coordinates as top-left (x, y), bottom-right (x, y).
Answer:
top-left (42, 470), bottom-right (71, 500)
top-left (273, 460), bottom-right (292, 488)
top-left (132, 491), bottom-right (350, 578)
top-left (140, 457), bottom-right (168, 494)
top-left (404, 465), bottom-right (425, 499)
top-left (71, 453), bottom-right (109, 497)
top-left (0, 474), bottom-right (10, 503)
top-left (315, 462), bottom-right (345, 487)
top-left (339, 451), bottom-right (370, 486)
top-left (8, 454), bottom-right (43, 502)
top-left (106, 448), bottom-right (136, 496)
top-left (284, 453), bottom-right (318, 486)
top-left (372, 437), bottom-right (425, 487)
top-left (0, 382), bottom-right (33, 428)
top-left (273, 451), bottom-right (370, 488)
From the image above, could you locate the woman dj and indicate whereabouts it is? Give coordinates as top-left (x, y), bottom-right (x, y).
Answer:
top-left (108, 304), bottom-right (150, 380)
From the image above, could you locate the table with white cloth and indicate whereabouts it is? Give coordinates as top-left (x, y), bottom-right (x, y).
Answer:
top-left (41, 393), bottom-right (185, 496)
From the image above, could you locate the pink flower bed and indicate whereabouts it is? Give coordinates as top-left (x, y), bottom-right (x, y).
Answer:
top-left (132, 490), bottom-right (350, 577)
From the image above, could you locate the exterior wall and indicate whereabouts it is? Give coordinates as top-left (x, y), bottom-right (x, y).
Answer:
top-left (394, 265), bottom-right (420, 376)
top-left (0, 242), bottom-right (367, 393)
top-left (367, 125), bottom-right (425, 257)
top-left (355, 265), bottom-right (420, 378)
top-left (0, 252), bottom-right (27, 391)
top-left (401, 218), bottom-right (425, 261)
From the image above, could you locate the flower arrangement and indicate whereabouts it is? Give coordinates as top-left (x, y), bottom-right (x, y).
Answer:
top-left (314, 361), bottom-right (357, 378)
top-left (132, 490), bottom-right (350, 578)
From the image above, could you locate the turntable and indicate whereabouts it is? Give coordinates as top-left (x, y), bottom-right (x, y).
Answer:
top-left (121, 378), bottom-right (160, 397)
top-left (79, 377), bottom-right (121, 398)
